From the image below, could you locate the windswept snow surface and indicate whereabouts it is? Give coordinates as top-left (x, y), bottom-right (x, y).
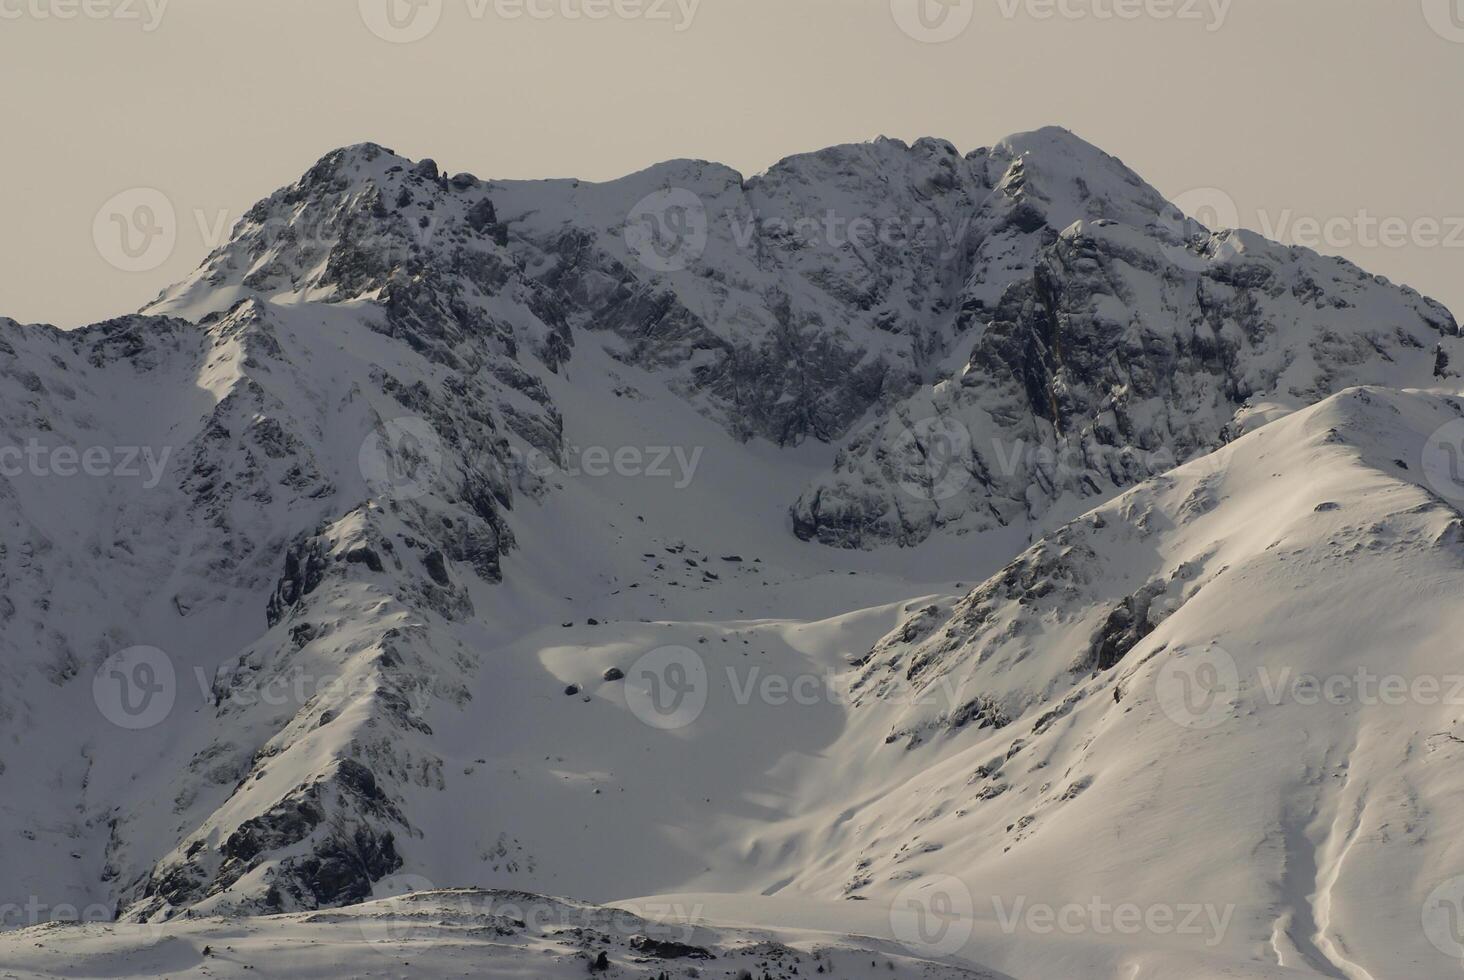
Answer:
top-left (0, 889), bottom-right (1001, 979)
top-left (3, 128), bottom-right (1463, 979)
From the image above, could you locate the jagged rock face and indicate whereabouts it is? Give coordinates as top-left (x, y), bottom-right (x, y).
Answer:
top-left (115, 497), bottom-right (482, 919)
top-left (165, 139), bottom-right (961, 446)
top-left (158, 130), bottom-right (1208, 449)
top-left (159, 130), bottom-right (1455, 474)
top-left (0, 292), bottom-right (537, 921)
top-left (791, 215), bottom-right (1458, 548)
top-left (511, 129), bottom-right (1210, 447)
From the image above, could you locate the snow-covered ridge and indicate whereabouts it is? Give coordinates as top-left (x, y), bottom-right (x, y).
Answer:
top-left (0, 293), bottom-right (559, 921)
top-left (149, 128), bottom-right (1247, 453)
top-left (760, 384), bottom-right (1464, 978)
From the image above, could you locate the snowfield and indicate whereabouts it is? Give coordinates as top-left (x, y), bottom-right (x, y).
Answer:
top-left (0, 889), bottom-right (999, 979)
top-left (2, 127), bottom-right (1463, 978)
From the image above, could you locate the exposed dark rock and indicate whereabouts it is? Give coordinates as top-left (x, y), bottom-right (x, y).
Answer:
top-left (344, 546), bottom-right (384, 573)
top-left (267, 536), bottom-right (331, 626)
top-left (422, 549), bottom-right (451, 586)
top-left (629, 936), bottom-right (714, 960)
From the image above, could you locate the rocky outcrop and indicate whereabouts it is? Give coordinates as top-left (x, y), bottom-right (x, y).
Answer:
top-left (793, 216), bottom-right (1457, 548)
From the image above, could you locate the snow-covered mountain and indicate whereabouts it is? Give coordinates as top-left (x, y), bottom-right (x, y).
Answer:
top-left (2, 126), bottom-right (1461, 979)
top-left (758, 384), bottom-right (1464, 978)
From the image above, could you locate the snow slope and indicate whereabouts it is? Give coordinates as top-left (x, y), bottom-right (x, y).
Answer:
top-left (0, 888), bottom-right (999, 979)
top-left (715, 384), bottom-right (1464, 979)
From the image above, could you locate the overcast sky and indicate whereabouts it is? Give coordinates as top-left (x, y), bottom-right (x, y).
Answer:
top-left (2, 0), bottom-right (1461, 328)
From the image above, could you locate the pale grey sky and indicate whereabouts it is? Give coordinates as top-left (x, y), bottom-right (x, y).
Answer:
top-left (2, 0), bottom-right (1461, 328)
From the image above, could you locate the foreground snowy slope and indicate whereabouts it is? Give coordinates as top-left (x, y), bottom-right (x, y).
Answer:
top-left (2, 127), bottom-right (1463, 979)
top-left (738, 384), bottom-right (1464, 978)
top-left (327, 380), bottom-right (1464, 979)
top-left (0, 889), bottom-right (1000, 979)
